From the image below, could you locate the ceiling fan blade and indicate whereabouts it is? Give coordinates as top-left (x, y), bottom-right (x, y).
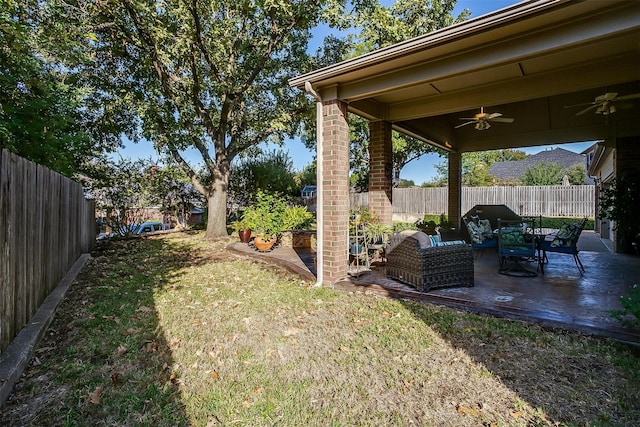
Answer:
top-left (615, 93), bottom-right (640, 101)
top-left (565, 101), bottom-right (595, 109)
top-left (487, 112), bottom-right (503, 119)
top-left (616, 102), bottom-right (633, 110)
top-left (489, 117), bottom-right (514, 123)
top-left (458, 117), bottom-right (477, 121)
top-left (576, 104), bottom-right (598, 116)
top-left (455, 121), bottom-right (476, 129)
top-left (596, 92), bottom-right (618, 102)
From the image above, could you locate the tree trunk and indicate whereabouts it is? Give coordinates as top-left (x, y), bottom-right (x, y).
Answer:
top-left (205, 178), bottom-right (229, 238)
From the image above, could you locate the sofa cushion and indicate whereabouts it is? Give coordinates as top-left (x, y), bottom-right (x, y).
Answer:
top-left (466, 221), bottom-right (482, 244)
top-left (434, 240), bottom-right (467, 247)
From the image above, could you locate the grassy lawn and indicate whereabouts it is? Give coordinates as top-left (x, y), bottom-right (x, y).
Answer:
top-left (1, 231), bottom-right (638, 426)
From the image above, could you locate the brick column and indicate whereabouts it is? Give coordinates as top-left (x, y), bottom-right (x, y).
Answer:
top-left (447, 152), bottom-right (462, 230)
top-left (321, 99), bottom-right (350, 285)
top-left (368, 120), bottom-right (393, 226)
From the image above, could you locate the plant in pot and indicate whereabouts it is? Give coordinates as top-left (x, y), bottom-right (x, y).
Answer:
top-left (230, 217), bottom-right (253, 243)
top-left (242, 192), bottom-right (313, 252)
top-left (364, 222), bottom-right (392, 247)
top-left (348, 211), bottom-right (366, 255)
top-left (363, 222), bottom-right (392, 264)
top-left (242, 192), bottom-right (285, 251)
top-left (280, 205), bottom-right (314, 247)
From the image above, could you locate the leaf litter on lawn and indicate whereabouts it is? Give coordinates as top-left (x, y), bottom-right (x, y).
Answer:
top-left (1, 231), bottom-right (639, 427)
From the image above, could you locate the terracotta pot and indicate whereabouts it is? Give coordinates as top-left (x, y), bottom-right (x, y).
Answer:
top-left (254, 236), bottom-right (275, 252)
top-left (238, 229), bottom-right (252, 243)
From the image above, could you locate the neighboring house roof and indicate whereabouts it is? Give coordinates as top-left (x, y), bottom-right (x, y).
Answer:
top-left (488, 148), bottom-right (593, 184)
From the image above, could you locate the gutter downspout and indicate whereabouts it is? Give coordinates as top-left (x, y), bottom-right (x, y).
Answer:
top-left (304, 82), bottom-right (323, 287)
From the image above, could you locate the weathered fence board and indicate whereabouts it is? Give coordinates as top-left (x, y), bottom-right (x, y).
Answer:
top-left (0, 149), bottom-right (94, 354)
top-left (350, 185), bottom-right (595, 218)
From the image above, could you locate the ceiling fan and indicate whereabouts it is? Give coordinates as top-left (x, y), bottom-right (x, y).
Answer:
top-left (455, 107), bottom-right (514, 130)
top-left (565, 92), bottom-right (640, 116)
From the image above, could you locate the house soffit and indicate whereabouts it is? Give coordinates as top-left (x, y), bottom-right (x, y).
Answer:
top-left (290, 0), bottom-right (640, 152)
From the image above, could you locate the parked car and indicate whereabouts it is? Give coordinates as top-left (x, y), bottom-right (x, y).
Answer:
top-left (133, 221), bottom-right (166, 234)
top-left (96, 221), bottom-right (166, 240)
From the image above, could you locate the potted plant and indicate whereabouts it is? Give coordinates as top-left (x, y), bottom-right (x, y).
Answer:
top-left (242, 192), bottom-right (313, 252)
top-left (349, 211), bottom-right (366, 255)
top-left (230, 217), bottom-right (253, 243)
top-left (364, 222), bottom-right (392, 246)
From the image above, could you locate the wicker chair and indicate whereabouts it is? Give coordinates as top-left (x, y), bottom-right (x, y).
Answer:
top-left (386, 231), bottom-right (474, 292)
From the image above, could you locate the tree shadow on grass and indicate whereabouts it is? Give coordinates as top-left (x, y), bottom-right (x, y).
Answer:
top-left (399, 298), bottom-right (640, 426)
top-left (0, 234), bottom-right (217, 426)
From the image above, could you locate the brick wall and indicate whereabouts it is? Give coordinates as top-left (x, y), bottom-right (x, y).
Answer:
top-left (447, 152), bottom-right (462, 228)
top-left (616, 136), bottom-right (640, 173)
top-left (321, 99), bottom-right (350, 285)
top-left (368, 120), bottom-right (393, 225)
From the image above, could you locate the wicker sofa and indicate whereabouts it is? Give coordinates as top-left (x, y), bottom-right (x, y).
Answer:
top-left (386, 230), bottom-right (474, 292)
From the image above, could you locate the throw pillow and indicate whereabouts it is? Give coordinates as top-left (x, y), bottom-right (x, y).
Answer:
top-left (466, 221), bottom-right (483, 244)
top-left (478, 219), bottom-right (494, 239)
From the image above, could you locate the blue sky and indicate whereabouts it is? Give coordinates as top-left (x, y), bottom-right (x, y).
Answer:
top-left (116, 0), bottom-right (596, 184)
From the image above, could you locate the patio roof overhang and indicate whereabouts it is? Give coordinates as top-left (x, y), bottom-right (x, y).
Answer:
top-left (290, 0), bottom-right (640, 153)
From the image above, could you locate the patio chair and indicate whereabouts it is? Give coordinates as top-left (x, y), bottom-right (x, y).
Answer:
top-left (497, 218), bottom-right (538, 277)
top-left (538, 217), bottom-right (587, 275)
top-left (386, 230), bottom-right (474, 292)
top-left (463, 215), bottom-right (497, 257)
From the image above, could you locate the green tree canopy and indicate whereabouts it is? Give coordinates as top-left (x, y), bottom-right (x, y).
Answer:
top-left (51, 0), bottom-right (347, 237)
top-left (229, 150), bottom-right (298, 208)
top-left (303, 0), bottom-right (468, 190)
top-left (0, 0), bottom-right (105, 177)
top-left (521, 162), bottom-right (565, 186)
top-left (565, 163), bottom-right (587, 185)
top-left (434, 149), bottom-right (528, 186)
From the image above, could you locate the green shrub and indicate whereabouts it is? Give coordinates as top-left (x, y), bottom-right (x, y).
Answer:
top-left (392, 222), bottom-right (417, 233)
top-left (541, 217), bottom-right (594, 230)
top-left (610, 284), bottom-right (640, 329)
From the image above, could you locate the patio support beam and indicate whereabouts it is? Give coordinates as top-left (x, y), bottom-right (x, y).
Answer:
top-left (321, 99), bottom-right (350, 285)
top-left (447, 152), bottom-right (462, 230)
top-left (368, 120), bottom-right (393, 226)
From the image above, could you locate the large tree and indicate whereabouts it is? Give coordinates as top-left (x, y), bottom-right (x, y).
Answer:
top-left (305, 0), bottom-right (469, 187)
top-left (51, 0), bottom-right (343, 238)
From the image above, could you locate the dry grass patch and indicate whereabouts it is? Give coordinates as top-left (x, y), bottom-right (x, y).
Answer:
top-left (1, 231), bottom-right (638, 426)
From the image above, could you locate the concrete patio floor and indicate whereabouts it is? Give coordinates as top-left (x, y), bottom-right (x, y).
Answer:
top-left (228, 231), bottom-right (640, 345)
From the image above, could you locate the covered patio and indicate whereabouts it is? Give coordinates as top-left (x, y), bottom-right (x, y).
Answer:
top-left (289, 0), bottom-right (640, 287)
top-left (229, 231), bottom-right (640, 344)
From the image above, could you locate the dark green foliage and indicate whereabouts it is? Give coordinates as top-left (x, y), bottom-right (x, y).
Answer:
top-left (0, 2), bottom-right (101, 177)
top-left (229, 150), bottom-right (298, 207)
top-left (566, 163), bottom-right (587, 185)
top-left (598, 172), bottom-right (640, 252)
top-left (521, 162), bottom-right (565, 186)
top-left (540, 217), bottom-right (594, 230)
top-left (611, 285), bottom-right (640, 329)
top-left (434, 149), bottom-right (528, 187)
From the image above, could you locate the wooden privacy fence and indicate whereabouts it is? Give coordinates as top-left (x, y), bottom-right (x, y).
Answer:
top-left (0, 149), bottom-right (95, 354)
top-left (350, 185), bottom-right (595, 218)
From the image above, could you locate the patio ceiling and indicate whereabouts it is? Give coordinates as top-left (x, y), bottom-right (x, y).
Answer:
top-left (290, 0), bottom-right (640, 153)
